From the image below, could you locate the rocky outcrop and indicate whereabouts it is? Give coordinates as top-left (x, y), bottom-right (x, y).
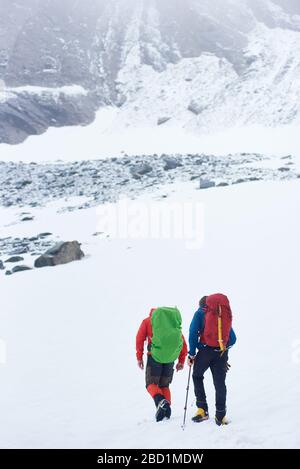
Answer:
top-left (0, 89), bottom-right (97, 144)
top-left (34, 241), bottom-right (85, 268)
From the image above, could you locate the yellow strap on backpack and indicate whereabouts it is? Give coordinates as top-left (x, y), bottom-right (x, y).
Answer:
top-left (218, 305), bottom-right (225, 354)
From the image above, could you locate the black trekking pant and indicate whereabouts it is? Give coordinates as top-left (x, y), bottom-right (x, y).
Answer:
top-left (192, 347), bottom-right (228, 416)
top-left (145, 355), bottom-right (174, 389)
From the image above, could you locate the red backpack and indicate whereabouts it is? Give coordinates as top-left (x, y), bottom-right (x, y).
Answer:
top-left (201, 293), bottom-right (232, 351)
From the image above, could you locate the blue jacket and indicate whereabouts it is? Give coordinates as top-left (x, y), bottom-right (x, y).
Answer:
top-left (189, 306), bottom-right (237, 356)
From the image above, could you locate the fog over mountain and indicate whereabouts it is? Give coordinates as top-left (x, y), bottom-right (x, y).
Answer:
top-left (0, 0), bottom-right (299, 144)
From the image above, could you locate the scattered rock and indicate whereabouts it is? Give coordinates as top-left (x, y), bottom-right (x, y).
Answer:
top-left (5, 270), bottom-right (12, 276)
top-left (8, 247), bottom-right (29, 255)
top-left (15, 180), bottom-right (32, 189)
top-left (278, 167), bottom-right (290, 172)
top-left (249, 177), bottom-right (261, 182)
top-left (130, 163), bottom-right (153, 178)
top-left (0, 260), bottom-right (4, 270)
top-left (163, 157), bottom-right (182, 171)
top-left (157, 117), bottom-right (171, 126)
top-left (233, 178), bottom-right (247, 184)
top-left (21, 216), bottom-right (34, 221)
top-left (0, 153), bottom-right (297, 212)
top-left (11, 265), bottom-right (32, 274)
top-left (120, 179), bottom-right (130, 185)
top-left (217, 182), bottom-right (229, 187)
top-left (188, 100), bottom-right (206, 115)
top-left (5, 256), bottom-right (24, 263)
top-left (38, 232), bottom-right (52, 238)
top-left (199, 179), bottom-right (216, 189)
top-left (34, 241), bottom-right (85, 268)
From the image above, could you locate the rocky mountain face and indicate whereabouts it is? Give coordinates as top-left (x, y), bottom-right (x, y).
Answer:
top-left (0, 0), bottom-right (299, 144)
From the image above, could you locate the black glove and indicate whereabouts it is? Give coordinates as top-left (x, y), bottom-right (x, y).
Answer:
top-left (225, 362), bottom-right (231, 373)
top-left (187, 355), bottom-right (195, 367)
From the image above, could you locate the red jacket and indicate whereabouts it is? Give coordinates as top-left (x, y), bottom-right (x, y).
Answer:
top-left (136, 311), bottom-right (188, 365)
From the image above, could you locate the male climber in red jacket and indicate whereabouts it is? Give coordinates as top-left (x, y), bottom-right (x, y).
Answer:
top-left (136, 308), bottom-right (188, 421)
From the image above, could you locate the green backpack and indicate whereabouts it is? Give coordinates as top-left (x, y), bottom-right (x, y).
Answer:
top-left (151, 307), bottom-right (183, 364)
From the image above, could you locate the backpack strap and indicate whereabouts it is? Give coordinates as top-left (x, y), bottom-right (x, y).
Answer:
top-left (218, 305), bottom-right (226, 355)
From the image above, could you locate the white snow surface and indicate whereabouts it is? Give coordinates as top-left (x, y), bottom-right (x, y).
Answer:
top-left (0, 179), bottom-right (300, 448)
top-left (0, 105), bottom-right (299, 165)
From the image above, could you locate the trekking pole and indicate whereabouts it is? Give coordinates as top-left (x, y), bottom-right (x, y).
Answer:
top-left (182, 365), bottom-right (192, 430)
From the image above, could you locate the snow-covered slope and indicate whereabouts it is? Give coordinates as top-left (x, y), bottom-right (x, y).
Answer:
top-left (0, 179), bottom-right (299, 448)
top-left (115, 23), bottom-right (300, 133)
top-left (1, 106), bottom-right (299, 164)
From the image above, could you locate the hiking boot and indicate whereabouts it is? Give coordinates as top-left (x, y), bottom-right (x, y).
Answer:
top-left (215, 411), bottom-right (229, 426)
top-left (192, 408), bottom-right (209, 423)
top-left (155, 399), bottom-right (171, 422)
top-left (164, 400), bottom-right (171, 419)
top-left (215, 416), bottom-right (229, 426)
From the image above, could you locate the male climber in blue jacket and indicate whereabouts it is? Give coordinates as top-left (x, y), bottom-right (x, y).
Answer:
top-left (188, 295), bottom-right (237, 426)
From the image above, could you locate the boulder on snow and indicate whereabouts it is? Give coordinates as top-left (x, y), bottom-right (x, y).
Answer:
top-left (11, 265), bottom-right (32, 274)
top-left (199, 179), bottom-right (216, 189)
top-left (5, 256), bottom-right (24, 263)
top-left (163, 157), bottom-right (182, 171)
top-left (34, 241), bottom-right (85, 268)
